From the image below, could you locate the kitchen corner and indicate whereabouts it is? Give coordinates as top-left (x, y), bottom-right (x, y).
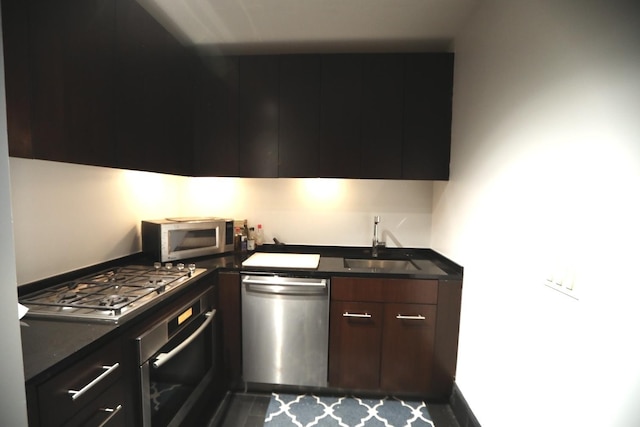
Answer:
top-left (17, 235), bottom-right (463, 425)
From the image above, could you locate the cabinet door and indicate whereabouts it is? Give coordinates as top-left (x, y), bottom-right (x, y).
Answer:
top-left (319, 55), bottom-right (362, 177)
top-left (380, 303), bottom-right (437, 394)
top-left (115, 0), bottom-right (194, 175)
top-left (28, 0), bottom-right (116, 167)
top-left (218, 272), bottom-right (242, 388)
top-left (278, 55), bottom-right (321, 177)
top-left (329, 301), bottom-right (382, 390)
top-left (156, 32), bottom-right (195, 175)
top-left (238, 56), bottom-right (279, 177)
top-left (360, 55), bottom-right (404, 179)
top-left (2, 0), bottom-right (33, 158)
top-left (194, 56), bottom-right (239, 176)
top-left (402, 53), bottom-right (454, 180)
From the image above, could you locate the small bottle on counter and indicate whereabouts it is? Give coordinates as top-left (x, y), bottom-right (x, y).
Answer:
top-left (243, 220), bottom-right (250, 239)
top-left (247, 227), bottom-right (256, 251)
top-left (241, 220), bottom-right (250, 252)
top-left (234, 227), bottom-right (242, 252)
top-left (256, 224), bottom-right (264, 246)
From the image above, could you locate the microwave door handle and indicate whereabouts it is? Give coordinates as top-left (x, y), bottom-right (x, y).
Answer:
top-left (152, 310), bottom-right (215, 369)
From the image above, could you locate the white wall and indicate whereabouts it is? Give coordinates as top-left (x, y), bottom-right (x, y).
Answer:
top-left (10, 158), bottom-right (433, 284)
top-left (432, 1), bottom-right (640, 426)
top-left (0, 5), bottom-right (29, 423)
top-left (185, 177), bottom-right (433, 248)
top-left (10, 158), bottom-right (188, 283)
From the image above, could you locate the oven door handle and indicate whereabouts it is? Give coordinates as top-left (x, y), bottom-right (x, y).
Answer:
top-left (152, 310), bottom-right (215, 369)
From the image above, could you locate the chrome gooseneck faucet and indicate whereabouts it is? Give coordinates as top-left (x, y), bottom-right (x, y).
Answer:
top-left (372, 215), bottom-right (383, 257)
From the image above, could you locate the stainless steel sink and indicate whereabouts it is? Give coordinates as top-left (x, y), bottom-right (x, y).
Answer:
top-left (343, 258), bottom-right (419, 271)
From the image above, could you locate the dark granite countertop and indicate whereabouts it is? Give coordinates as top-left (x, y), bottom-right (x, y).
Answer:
top-left (20, 318), bottom-right (118, 383)
top-left (19, 267), bottom-right (217, 383)
top-left (196, 244), bottom-right (463, 280)
top-left (19, 245), bottom-right (461, 384)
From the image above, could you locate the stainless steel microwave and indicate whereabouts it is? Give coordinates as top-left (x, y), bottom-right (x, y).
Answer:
top-left (142, 217), bottom-right (234, 261)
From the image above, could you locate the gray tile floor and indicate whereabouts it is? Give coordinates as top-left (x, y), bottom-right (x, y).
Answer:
top-left (210, 392), bottom-right (460, 427)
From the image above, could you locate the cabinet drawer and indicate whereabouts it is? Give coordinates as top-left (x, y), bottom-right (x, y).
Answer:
top-left (37, 338), bottom-right (122, 427)
top-left (331, 277), bottom-right (438, 304)
top-left (63, 379), bottom-right (125, 427)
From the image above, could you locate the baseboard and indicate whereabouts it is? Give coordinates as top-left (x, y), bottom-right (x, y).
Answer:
top-left (449, 383), bottom-right (481, 427)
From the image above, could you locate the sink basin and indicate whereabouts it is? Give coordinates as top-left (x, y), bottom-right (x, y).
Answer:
top-left (343, 258), bottom-right (419, 271)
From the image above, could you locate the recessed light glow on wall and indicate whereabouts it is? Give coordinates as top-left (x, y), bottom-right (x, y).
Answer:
top-left (119, 169), bottom-right (185, 214)
top-left (187, 177), bottom-right (240, 214)
top-left (120, 169), bottom-right (164, 200)
top-left (297, 178), bottom-right (345, 208)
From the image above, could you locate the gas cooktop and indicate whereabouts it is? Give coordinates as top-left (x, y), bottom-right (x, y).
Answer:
top-left (20, 264), bottom-right (206, 324)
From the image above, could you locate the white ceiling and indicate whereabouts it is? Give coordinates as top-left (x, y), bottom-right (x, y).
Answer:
top-left (137, 0), bottom-right (479, 54)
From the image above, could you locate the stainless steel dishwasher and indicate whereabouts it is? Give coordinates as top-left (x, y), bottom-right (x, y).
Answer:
top-left (241, 274), bottom-right (329, 388)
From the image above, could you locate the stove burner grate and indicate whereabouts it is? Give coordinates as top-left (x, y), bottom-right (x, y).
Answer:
top-left (99, 294), bottom-right (130, 307)
top-left (19, 264), bottom-right (203, 322)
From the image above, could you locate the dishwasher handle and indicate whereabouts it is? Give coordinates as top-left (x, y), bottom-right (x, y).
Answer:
top-left (242, 275), bottom-right (328, 295)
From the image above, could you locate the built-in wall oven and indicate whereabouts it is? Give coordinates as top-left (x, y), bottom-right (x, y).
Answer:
top-left (133, 285), bottom-right (217, 427)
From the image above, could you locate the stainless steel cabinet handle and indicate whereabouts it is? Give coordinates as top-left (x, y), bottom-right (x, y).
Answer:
top-left (396, 314), bottom-right (426, 320)
top-left (67, 363), bottom-right (120, 401)
top-left (97, 404), bottom-right (123, 427)
top-left (343, 312), bottom-right (372, 318)
top-left (243, 277), bottom-right (327, 287)
top-left (243, 276), bottom-right (327, 295)
top-left (152, 310), bottom-right (215, 369)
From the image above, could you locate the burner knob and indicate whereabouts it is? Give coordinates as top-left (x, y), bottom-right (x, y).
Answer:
top-left (165, 262), bottom-right (173, 270)
top-left (177, 263), bottom-right (184, 271)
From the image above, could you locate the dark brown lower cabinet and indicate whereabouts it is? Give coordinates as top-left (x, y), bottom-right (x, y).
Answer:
top-left (63, 379), bottom-right (126, 427)
top-left (329, 277), bottom-right (459, 398)
top-left (329, 300), bottom-right (437, 395)
top-left (329, 301), bottom-right (383, 390)
top-left (33, 337), bottom-right (125, 427)
top-left (218, 271), bottom-right (243, 388)
top-left (380, 303), bottom-right (437, 394)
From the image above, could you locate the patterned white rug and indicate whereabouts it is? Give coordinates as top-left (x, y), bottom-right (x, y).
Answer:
top-left (264, 393), bottom-right (435, 427)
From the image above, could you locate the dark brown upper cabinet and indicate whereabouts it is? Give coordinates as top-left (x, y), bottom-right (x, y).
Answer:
top-left (2, 0), bottom-right (32, 158)
top-left (278, 55), bottom-right (321, 178)
top-left (194, 56), bottom-right (240, 177)
top-left (3, 0), bottom-right (116, 167)
top-left (2, 0), bottom-right (195, 175)
top-left (319, 55), bottom-right (363, 178)
top-left (114, 0), bottom-right (194, 176)
top-left (3, 0), bottom-right (453, 181)
top-left (403, 53), bottom-right (454, 180)
top-left (238, 56), bottom-right (279, 178)
top-left (360, 55), bottom-right (404, 179)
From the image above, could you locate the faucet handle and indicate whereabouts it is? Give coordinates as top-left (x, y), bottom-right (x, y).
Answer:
top-left (374, 215), bottom-right (380, 223)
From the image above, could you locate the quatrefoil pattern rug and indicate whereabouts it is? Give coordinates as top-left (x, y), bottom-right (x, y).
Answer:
top-left (264, 393), bottom-right (435, 427)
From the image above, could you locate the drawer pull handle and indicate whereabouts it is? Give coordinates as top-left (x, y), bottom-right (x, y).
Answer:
top-left (396, 314), bottom-right (426, 320)
top-left (97, 404), bottom-right (123, 427)
top-left (68, 363), bottom-right (120, 401)
top-left (343, 312), bottom-right (372, 318)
